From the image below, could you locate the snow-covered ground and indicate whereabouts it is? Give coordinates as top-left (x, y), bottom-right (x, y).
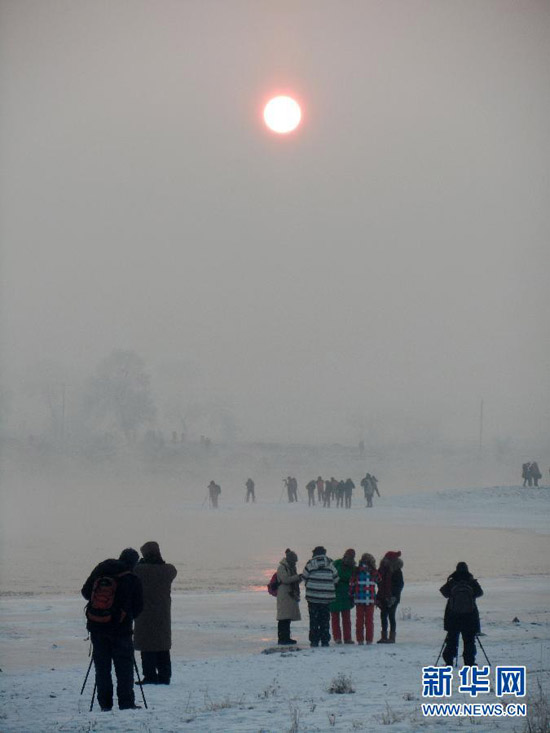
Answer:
top-left (1, 578), bottom-right (549, 732)
top-left (1, 483), bottom-right (549, 731)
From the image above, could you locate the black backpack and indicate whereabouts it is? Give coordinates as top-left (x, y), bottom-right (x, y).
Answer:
top-left (448, 580), bottom-right (475, 615)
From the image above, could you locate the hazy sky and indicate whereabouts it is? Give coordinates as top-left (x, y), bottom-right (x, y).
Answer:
top-left (1, 0), bottom-right (549, 444)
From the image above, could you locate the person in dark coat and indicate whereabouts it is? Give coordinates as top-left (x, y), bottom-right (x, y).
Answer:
top-left (306, 479), bottom-right (316, 506)
top-left (245, 478), bottom-right (256, 502)
top-left (208, 481), bottom-right (221, 508)
top-left (316, 476), bottom-right (325, 503)
top-left (323, 479), bottom-right (332, 508)
top-left (440, 561), bottom-right (483, 667)
top-left (529, 462), bottom-right (542, 488)
top-left (133, 541), bottom-right (178, 684)
top-left (81, 548), bottom-right (143, 711)
top-left (344, 479), bottom-right (355, 508)
top-left (376, 550), bottom-right (404, 643)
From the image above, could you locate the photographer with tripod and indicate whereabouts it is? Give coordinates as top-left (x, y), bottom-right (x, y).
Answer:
top-left (439, 561), bottom-right (483, 667)
top-left (81, 548), bottom-right (144, 711)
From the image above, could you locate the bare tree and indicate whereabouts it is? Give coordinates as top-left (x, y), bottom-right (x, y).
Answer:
top-left (83, 350), bottom-right (156, 440)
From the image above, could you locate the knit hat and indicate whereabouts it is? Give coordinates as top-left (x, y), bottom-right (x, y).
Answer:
top-left (285, 548), bottom-right (298, 564)
top-left (140, 541), bottom-right (162, 560)
top-left (119, 547), bottom-right (139, 569)
top-left (384, 550), bottom-right (402, 561)
top-left (312, 545), bottom-right (327, 556)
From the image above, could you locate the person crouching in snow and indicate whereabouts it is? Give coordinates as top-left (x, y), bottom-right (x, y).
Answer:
top-left (302, 546), bottom-right (339, 647)
top-left (440, 561), bottom-right (483, 667)
top-left (376, 550), bottom-right (404, 643)
top-left (329, 549), bottom-right (356, 644)
top-left (349, 553), bottom-right (379, 644)
top-left (276, 549), bottom-right (302, 645)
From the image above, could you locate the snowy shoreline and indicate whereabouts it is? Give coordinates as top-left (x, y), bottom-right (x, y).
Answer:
top-left (1, 484), bottom-right (549, 731)
top-left (1, 577), bottom-right (549, 732)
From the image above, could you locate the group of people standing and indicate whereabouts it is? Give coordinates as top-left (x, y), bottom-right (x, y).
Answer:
top-left (302, 473), bottom-right (380, 508)
top-left (276, 548), bottom-right (485, 668)
top-left (205, 472), bottom-right (381, 508)
top-left (81, 539), bottom-right (485, 716)
top-left (275, 547), bottom-right (403, 647)
top-left (522, 461), bottom-right (542, 487)
top-left (82, 541), bottom-right (177, 711)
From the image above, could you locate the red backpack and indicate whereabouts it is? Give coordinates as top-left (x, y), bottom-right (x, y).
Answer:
top-left (267, 572), bottom-right (281, 597)
top-left (86, 575), bottom-right (124, 624)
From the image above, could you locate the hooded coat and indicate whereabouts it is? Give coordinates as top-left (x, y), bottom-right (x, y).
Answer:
top-left (440, 568), bottom-right (483, 634)
top-left (133, 543), bottom-right (177, 652)
top-left (302, 554), bottom-right (339, 604)
top-left (329, 558), bottom-right (355, 612)
top-left (376, 552), bottom-right (404, 607)
top-left (276, 558), bottom-right (301, 621)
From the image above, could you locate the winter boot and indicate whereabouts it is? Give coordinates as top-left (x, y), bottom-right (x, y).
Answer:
top-left (377, 631), bottom-right (388, 644)
top-left (388, 631), bottom-right (396, 644)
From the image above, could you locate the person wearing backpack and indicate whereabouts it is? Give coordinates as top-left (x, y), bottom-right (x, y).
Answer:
top-left (133, 541), bottom-right (178, 684)
top-left (306, 479), bottom-right (317, 506)
top-left (440, 561), bottom-right (483, 667)
top-left (276, 549), bottom-right (302, 645)
top-left (376, 550), bottom-right (404, 643)
top-left (81, 548), bottom-right (143, 711)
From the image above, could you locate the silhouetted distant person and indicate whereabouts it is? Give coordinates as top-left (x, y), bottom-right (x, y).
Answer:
top-left (81, 548), bottom-right (143, 711)
top-left (344, 478), bottom-right (355, 509)
top-left (289, 477), bottom-right (298, 502)
top-left (330, 477), bottom-right (338, 502)
top-left (285, 477), bottom-right (293, 503)
top-left (316, 476), bottom-right (324, 503)
top-left (440, 561), bottom-right (483, 667)
top-left (134, 542), bottom-right (177, 685)
top-left (522, 462), bottom-right (531, 487)
top-left (245, 478), bottom-right (255, 503)
top-left (306, 479), bottom-right (316, 506)
top-left (336, 480), bottom-right (345, 508)
top-left (208, 481), bottom-right (221, 508)
top-left (530, 461), bottom-right (542, 487)
top-left (323, 479), bottom-right (332, 508)
top-left (361, 473), bottom-right (380, 508)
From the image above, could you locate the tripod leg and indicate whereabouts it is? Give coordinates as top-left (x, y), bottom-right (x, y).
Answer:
top-left (80, 656), bottom-right (94, 695)
top-left (476, 635), bottom-right (492, 666)
top-left (435, 636), bottom-right (447, 666)
top-left (89, 681), bottom-right (96, 712)
top-left (133, 655), bottom-right (148, 709)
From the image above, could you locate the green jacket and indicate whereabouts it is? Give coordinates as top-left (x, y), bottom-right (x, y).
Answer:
top-left (329, 558), bottom-right (354, 612)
